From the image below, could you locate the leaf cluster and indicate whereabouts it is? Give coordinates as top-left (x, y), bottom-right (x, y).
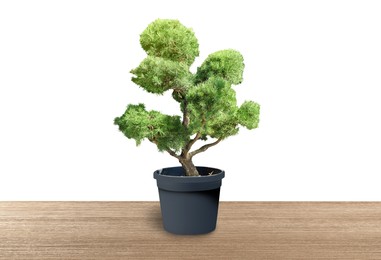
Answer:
top-left (114, 104), bottom-right (187, 152)
top-left (140, 19), bottom-right (199, 66)
top-left (130, 56), bottom-right (192, 94)
top-left (186, 77), bottom-right (239, 139)
top-left (194, 49), bottom-right (244, 85)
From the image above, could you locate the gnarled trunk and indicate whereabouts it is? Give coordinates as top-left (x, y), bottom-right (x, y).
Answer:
top-left (179, 156), bottom-right (199, 176)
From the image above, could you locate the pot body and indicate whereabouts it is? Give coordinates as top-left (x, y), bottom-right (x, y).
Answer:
top-left (154, 166), bottom-right (225, 235)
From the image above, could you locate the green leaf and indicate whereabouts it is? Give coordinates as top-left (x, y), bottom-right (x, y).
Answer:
top-left (130, 56), bottom-right (192, 94)
top-left (195, 49), bottom-right (244, 85)
top-left (186, 77), bottom-right (240, 138)
top-left (114, 104), bottom-right (188, 152)
top-left (237, 101), bottom-right (260, 129)
top-left (140, 19), bottom-right (199, 66)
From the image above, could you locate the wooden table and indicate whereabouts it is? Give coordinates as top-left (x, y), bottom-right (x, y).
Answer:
top-left (1, 202), bottom-right (381, 259)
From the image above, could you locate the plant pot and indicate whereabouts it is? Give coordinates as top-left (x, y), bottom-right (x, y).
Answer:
top-left (153, 166), bottom-right (225, 235)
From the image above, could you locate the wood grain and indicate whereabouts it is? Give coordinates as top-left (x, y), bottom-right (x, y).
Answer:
top-left (1, 202), bottom-right (381, 259)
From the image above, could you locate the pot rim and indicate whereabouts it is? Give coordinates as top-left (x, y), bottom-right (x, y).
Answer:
top-left (154, 166), bottom-right (224, 179)
top-left (153, 166), bottom-right (225, 191)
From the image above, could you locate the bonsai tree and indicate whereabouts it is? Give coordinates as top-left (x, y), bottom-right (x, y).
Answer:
top-left (114, 19), bottom-right (260, 176)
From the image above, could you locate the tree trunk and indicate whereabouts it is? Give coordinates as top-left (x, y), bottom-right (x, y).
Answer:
top-left (179, 156), bottom-right (199, 176)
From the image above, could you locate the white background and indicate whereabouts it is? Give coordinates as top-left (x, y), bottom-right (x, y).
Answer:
top-left (1, 0), bottom-right (380, 200)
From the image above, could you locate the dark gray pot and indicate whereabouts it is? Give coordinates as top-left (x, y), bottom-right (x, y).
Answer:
top-left (153, 166), bottom-right (225, 235)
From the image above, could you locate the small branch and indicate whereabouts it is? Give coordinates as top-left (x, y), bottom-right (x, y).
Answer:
top-left (189, 138), bottom-right (222, 157)
top-left (166, 149), bottom-right (180, 159)
top-left (186, 115), bottom-right (206, 151)
top-left (181, 115), bottom-right (205, 156)
top-left (149, 138), bottom-right (180, 159)
top-left (182, 99), bottom-right (189, 127)
top-left (186, 132), bottom-right (201, 151)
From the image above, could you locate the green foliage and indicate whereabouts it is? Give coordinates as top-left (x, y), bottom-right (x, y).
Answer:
top-left (115, 19), bottom-right (260, 161)
top-left (140, 19), bottom-right (199, 66)
top-left (114, 104), bottom-right (187, 152)
top-left (186, 77), bottom-right (239, 138)
top-left (237, 101), bottom-right (260, 130)
top-left (194, 49), bottom-right (244, 85)
top-left (130, 56), bottom-right (192, 94)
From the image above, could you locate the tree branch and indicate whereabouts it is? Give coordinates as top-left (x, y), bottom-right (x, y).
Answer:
top-left (182, 99), bottom-right (189, 127)
top-left (181, 115), bottom-right (206, 156)
top-left (166, 148), bottom-right (180, 159)
top-left (182, 132), bottom-right (201, 156)
top-left (187, 132), bottom-right (201, 150)
top-left (189, 138), bottom-right (222, 157)
top-left (149, 138), bottom-right (180, 159)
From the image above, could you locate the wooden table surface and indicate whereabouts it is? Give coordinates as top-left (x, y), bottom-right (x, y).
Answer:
top-left (1, 202), bottom-right (381, 259)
